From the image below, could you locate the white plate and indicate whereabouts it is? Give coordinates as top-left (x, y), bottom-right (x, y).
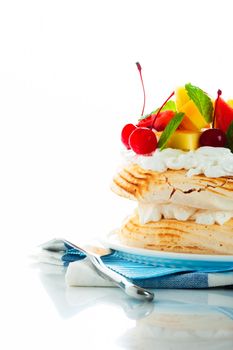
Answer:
top-left (101, 230), bottom-right (233, 270)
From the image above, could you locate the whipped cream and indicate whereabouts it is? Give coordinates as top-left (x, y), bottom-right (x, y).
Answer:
top-left (138, 202), bottom-right (233, 226)
top-left (124, 146), bottom-right (233, 178)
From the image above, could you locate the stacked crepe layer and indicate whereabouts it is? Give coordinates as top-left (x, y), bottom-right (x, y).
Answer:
top-left (119, 212), bottom-right (233, 255)
top-left (112, 164), bottom-right (233, 210)
top-left (112, 164), bottom-right (233, 255)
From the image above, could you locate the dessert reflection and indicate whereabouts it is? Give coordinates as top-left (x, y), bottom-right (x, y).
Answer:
top-left (38, 265), bottom-right (233, 321)
top-left (37, 266), bottom-right (233, 349)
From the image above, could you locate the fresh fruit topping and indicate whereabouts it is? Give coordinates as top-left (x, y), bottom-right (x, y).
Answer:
top-left (227, 100), bottom-right (233, 108)
top-left (129, 127), bottom-right (157, 155)
top-left (175, 86), bottom-right (190, 111)
top-left (152, 110), bottom-right (176, 131)
top-left (139, 100), bottom-right (177, 121)
top-left (200, 89), bottom-right (226, 149)
top-left (212, 89), bottom-right (222, 128)
top-left (121, 65), bottom-right (233, 154)
top-left (157, 112), bottom-right (185, 150)
top-left (226, 121), bottom-right (233, 152)
top-left (121, 123), bottom-right (137, 149)
top-left (177, 115), bottom-right (200, 131)
top-left (137, 114), bottom-right (154, 128)
top-left (137, 113), bottom-right (155, 129)
top-left (137, 110), bottom-right (175, 130)
top-left (214, 95), bottom-right (233, 132)
top-left (138, 99), bottom-right (176, 128)
top-left (175, 84), bottom-right (213, 130)
top-left (178, 100), bottom-right (209, 130)
top-left (151, 91), bottom-right (175, 129)
top-left (154, 100), bottom-right (177, 113)
top-left (185, 83), bottom-right (213, 123)
top-left (199, 128), bottom-right (227, 147)
top-left (166, 130), bottom-right (201, 151)
top-left (136, 62), bottom-right (146, 116)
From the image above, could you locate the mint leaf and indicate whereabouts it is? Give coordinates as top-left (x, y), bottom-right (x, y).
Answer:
top-left (138, 100), bottom-right (176, 121)
top-left (158, 112), bottom-right (185, 150)
top-left (226, 121), bottom-right (233, 153)
top-left (185, 83), bottom-right (213, 123)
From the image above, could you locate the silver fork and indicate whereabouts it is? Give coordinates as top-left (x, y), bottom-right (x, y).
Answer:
top-left (63, 239), bottom-right (154, 302)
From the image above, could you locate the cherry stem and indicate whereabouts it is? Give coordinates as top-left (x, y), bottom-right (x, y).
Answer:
top-left (150, 91), bottom-right (175, 129)
top-left (212, 89), bottom-right (222, 128)
top-left (136, 62), bottom-right (146, 116)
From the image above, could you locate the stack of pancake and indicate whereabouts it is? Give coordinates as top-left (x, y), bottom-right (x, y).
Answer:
top-left (111, 161), bottom-right (233, 255)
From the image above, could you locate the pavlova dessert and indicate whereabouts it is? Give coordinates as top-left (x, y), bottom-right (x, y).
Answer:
top-left (112, 63), bottom-right (233, 255)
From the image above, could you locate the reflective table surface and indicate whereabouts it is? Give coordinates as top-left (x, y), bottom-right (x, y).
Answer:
top-left (4, 259), bottom-right (232, 350)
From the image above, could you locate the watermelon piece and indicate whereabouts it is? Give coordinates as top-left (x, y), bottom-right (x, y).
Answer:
top-left (215, 97), bottom-right (233, 132)
top-left (137, 114), bottom-right (154, 128)
top-left (137, 110), bottom-right (175, 131)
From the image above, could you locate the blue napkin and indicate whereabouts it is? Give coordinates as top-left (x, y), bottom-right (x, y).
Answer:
top-left (62, 245), bottom-right (233, 289)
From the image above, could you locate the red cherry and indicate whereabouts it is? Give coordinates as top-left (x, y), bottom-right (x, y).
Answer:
top-left (199, 128), bottom-right (227, 147)
top-left (121, 123), bottom-right (137, 149)
top-left (129, 127), bottom-right (157, 155)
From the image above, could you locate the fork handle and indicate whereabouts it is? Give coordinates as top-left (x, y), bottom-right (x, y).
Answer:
top-left (88, 254), bottom-right (154, 301)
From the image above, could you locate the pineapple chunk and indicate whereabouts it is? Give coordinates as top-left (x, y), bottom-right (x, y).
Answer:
top-left (166, 130), bottom-right (201, 150)
top-left (175, 86), bottom-right (210, 130)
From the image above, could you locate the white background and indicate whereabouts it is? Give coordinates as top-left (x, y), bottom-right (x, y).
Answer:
top-left (1, 1), bottom-right (233, 349)
top-left (2, 0), bottom-right (233, 250)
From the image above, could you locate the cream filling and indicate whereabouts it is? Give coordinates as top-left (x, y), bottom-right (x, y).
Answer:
top-left (124, 146), bottom-right (233, 178)
top-left (138, 202), bottom-right (233, 226)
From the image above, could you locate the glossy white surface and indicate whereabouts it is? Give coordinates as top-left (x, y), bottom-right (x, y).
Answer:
top-left (1, 239), bottom-right (233, 350)
top-left (4, 260), bottom-right (232, 350)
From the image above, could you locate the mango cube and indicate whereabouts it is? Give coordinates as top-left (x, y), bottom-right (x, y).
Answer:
top-left (178, 115), bottom-right (200, 131)
top-left (175, 86), bottom-right (190, 110)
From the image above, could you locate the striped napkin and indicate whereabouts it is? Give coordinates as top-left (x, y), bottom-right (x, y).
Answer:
top-left (38, 239), bottom-right (233, 289)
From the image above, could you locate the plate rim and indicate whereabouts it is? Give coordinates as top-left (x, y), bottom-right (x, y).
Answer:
top-left (101, 230), bottom-right (233, 263)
